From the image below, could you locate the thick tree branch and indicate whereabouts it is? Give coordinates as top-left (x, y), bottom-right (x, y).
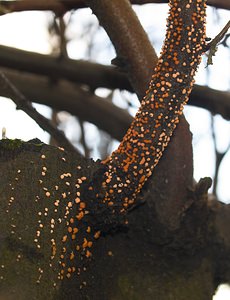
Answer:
top-left (0, 68), bottom-right (132, 141)
top-left (0, 0), bottom-right (229, 16)
top-left (84, 0), bottom-right (204, 231)
top-left (84, 0), bottom-right (158, 99)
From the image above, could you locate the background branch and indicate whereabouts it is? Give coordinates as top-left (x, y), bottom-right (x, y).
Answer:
top-left (211, 116), bottom-right (230, 196)
top-left (1, 46), bottom-right (229, 119)
top-left (0, 68), bottom-right (132, 141)
top-left (190, 85), bottom-right (230, 120)
top-left (85, 0), bottom-right (158, 99)
top-left (0, 72), bottom-right (80, 154)
top-left (0, 0), bottom-right (229, 16)
top-left (0, 45), bottom-right (132, 91)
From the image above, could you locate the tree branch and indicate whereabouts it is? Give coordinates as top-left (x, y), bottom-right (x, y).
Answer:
top-left (83, 0), bottom-right (159, 99)
top-left (0, 72), bottom-right (80, 154)
top-left (84, 0), bottom-right (205, 230)
top-left (0, 0), bottom-right (229, 16)
top-left (190, 85), bottom-right (230, 120)
top-left (0, 45), bottom-right (132, 91)
top-left (205, 20), bottom-right (230, 66)
top-left (211, 116), bottom-right (230, 196)
top-left (0, 68), bottom-right (132, 141)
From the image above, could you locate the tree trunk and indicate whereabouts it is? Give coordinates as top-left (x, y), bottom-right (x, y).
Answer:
top-left (0, 139), bottom-right (229, 300)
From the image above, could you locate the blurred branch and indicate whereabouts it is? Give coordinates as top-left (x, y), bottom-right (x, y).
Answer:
top-left (0, 45), bottom-right (229, 120)
top-left (78, 119), bottom-right (91, 158)
top-left (221, 33), bottom-right (230, 47)
top-left (211, 116), bottom-right (230, 196)
top-left (0, 0), bottom-right (229, 16)
top-left (0, 72), bottom-right (79, 154)
top-left (0, 45), bottom-right (132, 91)
top-left (49, 110), bottom-right (60, 147)
top-left (57, 16), bottom-right (68, 58)
top-left (190, 85), bottom-right (230, 121)
top-left (0, 0), bottom-right (85, 16)
top-left (0, 68), bottom-right (132, 141)
top-left (84, 0), bottom-right (158, 98)
top-left (48, 15), bottom-right (69, 147)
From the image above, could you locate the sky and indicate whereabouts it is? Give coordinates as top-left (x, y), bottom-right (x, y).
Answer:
top-left (0, 6), bottom-right (229, 298)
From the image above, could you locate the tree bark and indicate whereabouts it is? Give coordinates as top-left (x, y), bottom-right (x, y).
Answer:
top-left (0, 140), bottom-right (229, 300)
top-left (0, 0), bottom-right (230, 299)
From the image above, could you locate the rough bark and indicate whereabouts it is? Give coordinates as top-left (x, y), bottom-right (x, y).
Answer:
top-left (84, 0), bottom-right (194, 230)
top-left (0, 140), bottom-right (229, 300)
top-left (0, 0), bottom-right (230, 299)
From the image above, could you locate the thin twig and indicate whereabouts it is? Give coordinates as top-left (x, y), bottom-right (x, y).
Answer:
top-left (0, 72), bottom-right (80, 155)
top-left (210, 115), bottom-right (230, 195)
top-left (49, 110), bottom-right (59, 147)
top-left (205, 20), bottom-right (230, 66)
top-left (79, 119), bottom-right (91, 158)
top-left (221, 33), bottom-right (230, 47)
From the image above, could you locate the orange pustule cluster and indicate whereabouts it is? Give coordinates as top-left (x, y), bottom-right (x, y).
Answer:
top-left (101, 0), bottom-right (207, 212)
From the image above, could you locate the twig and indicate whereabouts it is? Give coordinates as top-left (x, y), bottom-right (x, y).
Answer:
top-left (221, 33), bottom-right (230, 47)
top-left (1, 127), bottom-right (6, 139)
top-left (79, 119), bottom-right (91, 158)
top-left (0, 72), bottom-right (80, 154)
top-left (0, 68), bottom-right (133, 141)
top-left (205, 20), bottom-right (230, 66)
top-left (49, 110), bottom-right (59, 147)
top-left (211, 115), bottom-right (230, 196)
